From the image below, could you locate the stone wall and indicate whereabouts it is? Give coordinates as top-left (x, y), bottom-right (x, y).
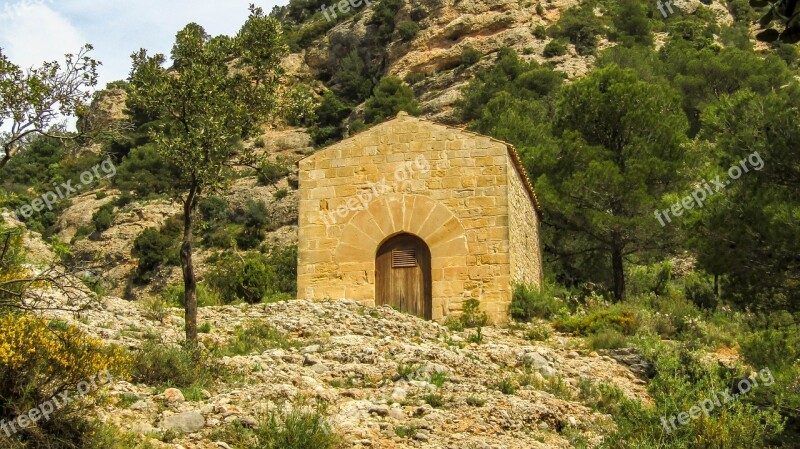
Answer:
top-left (297, 113), bottom-right (541, 323)
top-left (507, 153), bottom-right (544, 289)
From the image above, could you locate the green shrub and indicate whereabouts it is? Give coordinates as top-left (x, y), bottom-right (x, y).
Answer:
top-left (586, 328), bottom-right (628, 349)
top-left (364, 76), bottom-right (421, 124)
top-left (331, 50), bottom-right (373, 103)
top-left (265, 245), bottom-right (299, 295)
top-left (423, 392), bottom-right (444, 407)
top-left (132, 226), bottom-right (180, 283)
top-left (240, 257), bottom-right (276, 304)
top-left (114, 144), bottom-right (183, 198)
top-left (348, 120), bottom-right (366, 135)
top-left (130, 342), bottom-right (215, 388)
top-left (533, 25), bottom-right (547, 39)
top-left (369, 0), bottom-right (403, 43)
top-left (92, 202), bottom-right (116, 233)
top-left (410, 6), bottom-right (427, 21)
top-left (214, 401), bottom-right (340, 449)
top-left (466, 396), bottom-right (486, 407)
top-left (597, 340), bottom-right (785, 447)
top-left (549, 2), bottom-right (603, 55)
top-left (443, 316), bottom-right (464, 332)
top-left (460, 46), bottom-right (482, 67)
top-left (395, 425), bottom-right (418, 438)
top-left (160, 283), bottom-right (223, 308)
top-left (612, 0), bottom-right (653, 46)
top-left (543, 39), bottom-right (568, 57)
top-left (257, 160), bottom-right (291, 186)
top-left (554, 304), bottom-right (640, 336)
top-left (493, 378), bottom-right (517, 395)
top-left (215, 322), bottom-right (298, 356)
top-left (429, 371), bottom-right (447, 388)
top-left (460, 298), bottom-right (488, 328)
top-left (739, 313), bottom-right (800, 370)
top-left (231, 200), bottom-right (275, 250)
top-left (511, 283), bottom-right (567, 321)
top-left (535, 2), bottom-right (544, 15)
top-left (396, 362), bottom-right (421, 379)
top-left (404, 72), bottom-right (426, 85)
top-left (466, 327), bottom-right (484, 344)
top-left (142, 295), bottom-right (171, 322)
top-left (774, 42), bottom-right (800, 67)
top-left (397, 21), bottom-right (420, 42)
top-left (683, 275), bottom-right (717, 310)
top-left (274, 188), bottom-right (289, 200)
top-left (207, 249), bottom-right (297, 304)
top-left (524, 325), bottom-right (552, 341)
top-left (312, 91), bottom-right (353, 145)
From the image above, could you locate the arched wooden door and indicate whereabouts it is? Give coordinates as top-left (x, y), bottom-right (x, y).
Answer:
top-left (375, 233), bottom-right (432, 320)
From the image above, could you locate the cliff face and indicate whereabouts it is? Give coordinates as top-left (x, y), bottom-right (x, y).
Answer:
top-left (300, 0), bottom-right (592, 122)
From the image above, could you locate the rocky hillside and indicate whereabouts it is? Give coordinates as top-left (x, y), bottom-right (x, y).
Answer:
top-left (45, 292), bottom-right (652, 449)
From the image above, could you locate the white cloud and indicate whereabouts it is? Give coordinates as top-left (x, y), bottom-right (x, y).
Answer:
top-left (0, 0), bottom-right (87, 69)
top-left (0, 0), bottom-right (288, 131)
top-left (0, 0), bottom-right (287, 88)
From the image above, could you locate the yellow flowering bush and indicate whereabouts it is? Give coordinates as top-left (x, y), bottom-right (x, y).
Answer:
top-left (0, 314), bottom-right (129, 381)
top-left (0, 313), bottom-right (130, 447)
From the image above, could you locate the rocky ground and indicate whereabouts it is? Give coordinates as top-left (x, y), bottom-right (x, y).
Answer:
top-left (41, 294), bottom-right (653, 449)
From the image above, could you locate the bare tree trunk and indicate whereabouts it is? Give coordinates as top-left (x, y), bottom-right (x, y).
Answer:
top-left (181, 184), bottom-right (200, 346)
top-left (612, 245), bottom-right (626, 301)
top-left (0, 146), bottom-right (12, 170)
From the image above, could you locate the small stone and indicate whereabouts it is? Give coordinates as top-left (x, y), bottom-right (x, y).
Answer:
top-left (131, 422), bottom-right (156, 435)
top-left (160, 411), bottom-right (205, 433)
top-left (163, 388), bottom-right (185, 404)
top-left (539, 365), bottom-right (557, 378)
top-left (215, 443), bottom-right (232, 449)
top-left (388, 408), bottom-right (405, 420)
top-left (523, 352), bottom-right (550, 370)
top-left (301, 345), bottom-right (321, 354)
top-left (368, 405), bottom-right (390, 417)
top-left (311, 363), bottom-right (329, 374)
top-left (413, 433), bottom-right (429, 442)
top-left (391, 387), bottom-right (407, 402)
top-left (239, 416), bottom-right (259, 429)
top-left (130, 400), bottom-right (150, 411)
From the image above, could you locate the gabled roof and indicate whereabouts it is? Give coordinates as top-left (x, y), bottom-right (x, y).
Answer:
top-left (299, 112), bottom-right (542, 215)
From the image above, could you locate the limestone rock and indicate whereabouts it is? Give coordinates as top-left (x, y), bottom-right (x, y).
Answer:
top-left (161, 411), bottom-right (205, 433)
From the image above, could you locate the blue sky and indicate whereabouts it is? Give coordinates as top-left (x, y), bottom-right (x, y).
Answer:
top-left (0, 0), bottom-right (287, 88)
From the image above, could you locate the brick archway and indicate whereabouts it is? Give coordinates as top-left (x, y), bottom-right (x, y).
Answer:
top-left (334, 194), bottom-right (468, 320)
top-left (335, 194), bottom-right (468, 266)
